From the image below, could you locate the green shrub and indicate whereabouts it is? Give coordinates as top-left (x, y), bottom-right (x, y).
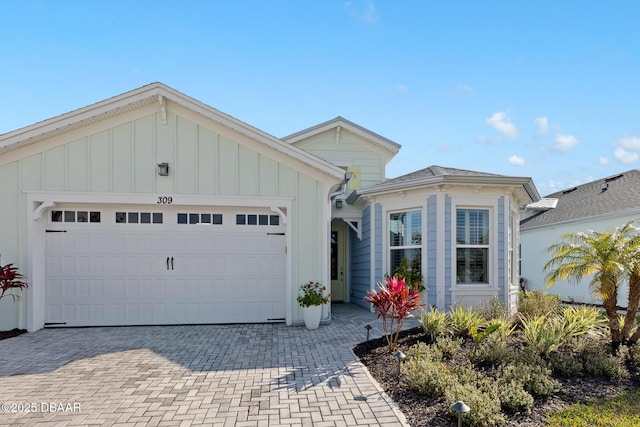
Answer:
top-left (548, 350), bottom-right (584, 377)
top-left (477, 296), bottom-right (509, 321)
top-left (446, 381), bottom-right (506, 427)
top-left (434, 336), bottom-right (463, 360)
top-left (404, 355), bottom-right (456, 397)
top-left (560, 306), bottom-right (607, 339)
top-left (518, 290), bottom-right (562, 322)
top-left (474, 334), bottom-right (518, 366)
top-left (449, 304), bottom-right (484, 337)
top-left (489, 317), bottom-right (517, 338)
top-left (497, 363), bottom-right (560, 398)
top-left (419, 307), bottom-right (449, 341)
top-left (404, 347), bottom-right (507, 427)
top-left (622, 344), bottom-right (640, 370)
top-left (498, 379), bottom-right (534, 415)
top-left (583, 346), bottom-right (629, 379)
top-left (521, 314), bottom-right (567, 354)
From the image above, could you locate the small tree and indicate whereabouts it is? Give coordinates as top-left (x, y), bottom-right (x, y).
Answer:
top-left (365, 275), bottom-right (423, 352)
top-left (544, 220), bottom-right (640, 346)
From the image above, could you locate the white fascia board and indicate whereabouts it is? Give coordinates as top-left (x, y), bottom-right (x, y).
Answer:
top-left (0, 84), bottom-right (161, 150)
top-left (359, 175), bottom-right (540, 202)
top-left (161, 86), bottom-right (345, 183)
top-left (283, 117), bottom-right (401, 157)
top-left (2, 82), bottom-right (345, 184)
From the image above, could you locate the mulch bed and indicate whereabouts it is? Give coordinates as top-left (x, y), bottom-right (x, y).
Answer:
top-left (353, 327), bottom-right (640, 426)
top-left (0, 329), bottom-right (26, 341)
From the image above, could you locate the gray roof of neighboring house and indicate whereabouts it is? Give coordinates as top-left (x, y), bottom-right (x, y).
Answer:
top-left (521, 169), bottom-right (640, 230)
top-left (356, 164), bottom-right (539, 202)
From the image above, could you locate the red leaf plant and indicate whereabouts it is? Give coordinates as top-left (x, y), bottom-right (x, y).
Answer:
top-left (365, 275), bottom-right (423, 352)
top-left (0, 262), bottom-right (28, 302)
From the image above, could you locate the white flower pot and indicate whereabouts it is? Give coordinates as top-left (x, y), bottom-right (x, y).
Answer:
top-left (302, 305), bottom-right (322, 330)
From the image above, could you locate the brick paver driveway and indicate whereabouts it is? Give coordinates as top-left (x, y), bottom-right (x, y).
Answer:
top-left (0, 304), bottom-right (417, 426)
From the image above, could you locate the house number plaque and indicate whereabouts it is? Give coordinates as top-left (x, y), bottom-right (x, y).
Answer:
top-left (157, 196), bottom-right (173, 204)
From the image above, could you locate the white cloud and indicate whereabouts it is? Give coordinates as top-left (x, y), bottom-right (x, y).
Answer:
top-left (391, 82), bottom-right (407, 94)
top-left (485, 111), bottom-right (518, 139)
top-left (617, 136), bottom-right (640, 150)
top-left (508, 155), bottom-right (525, 166)
top-left (534, 117), bottom-right (549, 136)
top-left (614, 146), bottom-right (639, 164)
top-left (458, 83), bottom-right (473, 93)
top-left (345, 1), bottom-right (378, 24)
top-left (553, 134), bottom-right (579, 152)
top-left (598, 156), bottom-right (609, 165)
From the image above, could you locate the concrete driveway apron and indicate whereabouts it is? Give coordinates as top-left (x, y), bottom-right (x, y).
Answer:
top-left (0, 304), bottom-right (418, 427)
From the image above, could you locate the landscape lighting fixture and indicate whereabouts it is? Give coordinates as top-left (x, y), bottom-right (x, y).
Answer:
top-left (450, 400), bottom-right (470, 427)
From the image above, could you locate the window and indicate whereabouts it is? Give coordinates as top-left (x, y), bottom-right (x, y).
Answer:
top-left (235, 214), bottom-right (280, 226)
top-left (116, 212), bottom-right (163, 224)
top-left (456, 208), bottom-right (489, 284)
top-left (51, 210), bottom-right (101, 223)
top-left (177, 213), bottom-right (223, 225)
top-left (389, 210), bottom-right (422, 278)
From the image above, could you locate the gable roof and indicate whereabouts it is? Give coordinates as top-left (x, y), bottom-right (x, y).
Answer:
top-left (282, 116), bottom-right (401, 159)
top-left (356, 165), bottom-right (539, 202)
top-left (521, 169), bottom-right (640, 230)
top-left (0, 82), bottom-right (345, 182)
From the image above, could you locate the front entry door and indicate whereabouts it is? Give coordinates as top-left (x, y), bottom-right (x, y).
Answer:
top-left (331, 222), bottom-right (346, 302)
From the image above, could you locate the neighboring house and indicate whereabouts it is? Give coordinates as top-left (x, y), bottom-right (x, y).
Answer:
top-left (0, 83), bottom-right (539, 332)
top-left (521, 169), bottom-right (640, 305)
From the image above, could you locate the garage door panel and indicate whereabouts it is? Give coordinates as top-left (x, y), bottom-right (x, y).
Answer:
top-left (45, 208), bottom-right (286, 327)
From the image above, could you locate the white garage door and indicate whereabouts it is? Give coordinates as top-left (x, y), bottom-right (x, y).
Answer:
top-left (44, 205), bottom-right (286, 327)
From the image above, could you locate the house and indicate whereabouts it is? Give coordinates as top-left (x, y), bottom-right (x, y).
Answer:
top-left (0, 83), bottom-right (540, 332)
top-left (520, 169), bottom-right (640, 304)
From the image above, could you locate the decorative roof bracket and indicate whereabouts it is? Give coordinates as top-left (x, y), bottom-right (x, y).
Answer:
top-left (158, 95), bottom-right (167, 125)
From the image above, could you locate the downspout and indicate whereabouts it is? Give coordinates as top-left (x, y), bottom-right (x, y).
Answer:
top-left (328, 172), bottom-right (353, 200)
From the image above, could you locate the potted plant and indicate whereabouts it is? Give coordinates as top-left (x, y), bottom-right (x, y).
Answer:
top-left (297, 281), bottom-right (330, 329)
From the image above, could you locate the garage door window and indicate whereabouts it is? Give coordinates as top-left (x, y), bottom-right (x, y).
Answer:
top-left (236, 214), bottom-right (280, 226)
top-left (177, 213), bottom-right (223, 225)
top-left (51, 210), bottom-right (101, 223)
top-left (116, 212), bottom-right (163, 224)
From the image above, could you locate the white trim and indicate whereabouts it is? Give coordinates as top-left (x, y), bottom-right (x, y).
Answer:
top-left (26, 191), bottom-right (293, 332)
top-left (449, 196), bottom-right (499, 306)
top-left (436, 190), bottom-right (446, 309)
top-left (369, 204), bottom-right (376, 312)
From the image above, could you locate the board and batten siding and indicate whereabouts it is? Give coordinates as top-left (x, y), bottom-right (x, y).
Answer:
top-left (0, 109), bottom-right (334, 330)
top-left (291, 130), bottom-right (387, 190)
top-left (350, 206), bottom-right (371, 309)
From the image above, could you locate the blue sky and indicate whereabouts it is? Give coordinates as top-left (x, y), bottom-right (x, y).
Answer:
top-left (2, 1), bottom-right (639, 195)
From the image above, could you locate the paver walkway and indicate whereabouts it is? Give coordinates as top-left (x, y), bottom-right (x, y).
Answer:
top-left (0, 304), bottom-right (418, 426)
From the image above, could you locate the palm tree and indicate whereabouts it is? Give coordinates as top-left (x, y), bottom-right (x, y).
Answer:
top-left (544, 222), bottom-right (640, 346)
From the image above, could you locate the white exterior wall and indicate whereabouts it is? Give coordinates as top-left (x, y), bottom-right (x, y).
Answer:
top-left (0, 103), bottom-right (337, 330)
top-left (521, 213), bottom-right (638, 305)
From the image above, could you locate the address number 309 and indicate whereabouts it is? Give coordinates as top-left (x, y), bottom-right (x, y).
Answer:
top-left (157, 196), bottom-right (173, 204)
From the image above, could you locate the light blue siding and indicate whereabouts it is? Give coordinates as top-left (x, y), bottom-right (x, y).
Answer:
top-left (375, 203), bottom-right (383, 282)
top-left (351, 206), bottom-right (371, 309)
top-left (426, 195), bottom-right (438, 307)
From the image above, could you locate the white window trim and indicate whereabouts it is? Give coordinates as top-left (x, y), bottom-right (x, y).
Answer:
top-left (450, 197), bottom-right (498, 291)
top-left (381, 199), bottom-right (426, 281)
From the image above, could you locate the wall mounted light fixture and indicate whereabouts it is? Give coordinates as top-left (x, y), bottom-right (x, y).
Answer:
top-left (157, 163), bottom-right (169, 176)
